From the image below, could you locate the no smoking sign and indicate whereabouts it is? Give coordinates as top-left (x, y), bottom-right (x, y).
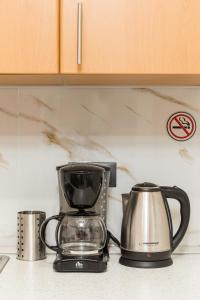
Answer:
top-left (167, 112), bottom-right (196, 141)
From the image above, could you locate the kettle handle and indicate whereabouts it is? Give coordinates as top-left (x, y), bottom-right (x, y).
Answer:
top-left (161, 186), bottom-right (190, 251)
top-left (40, 214), bottom-right (63, 252)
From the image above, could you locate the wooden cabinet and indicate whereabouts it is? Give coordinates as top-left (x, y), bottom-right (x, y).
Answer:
top-left (0, 0), bottom-right (199, 83)
top-left (60, 0), bottom-right (200, 75)
top-left (0, 0), bottom-right (59, 74)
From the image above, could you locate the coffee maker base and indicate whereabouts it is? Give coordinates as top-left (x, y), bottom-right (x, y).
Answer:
top-left (119, 256), bottom-right (173, 268)
top-left (53, 254), bottom-right (108, 273)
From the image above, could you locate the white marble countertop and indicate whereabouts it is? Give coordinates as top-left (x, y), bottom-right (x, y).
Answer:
top-left (0, 252), bottom-right (199, 300)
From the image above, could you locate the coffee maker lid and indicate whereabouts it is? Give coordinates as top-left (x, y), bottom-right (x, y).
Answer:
top-left (59, 163), bottom-right (104, 173)
top-left (132, 182), bottom-right (160, 192)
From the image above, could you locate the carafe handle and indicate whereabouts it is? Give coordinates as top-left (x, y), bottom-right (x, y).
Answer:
top-left (161, 186), bottom-right (190, 251)
top-left (40, 214), bottom-right (63, 252)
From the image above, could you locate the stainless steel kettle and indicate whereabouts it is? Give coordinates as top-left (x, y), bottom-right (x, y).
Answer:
top-left (120, 183), bottom-right (190, 268)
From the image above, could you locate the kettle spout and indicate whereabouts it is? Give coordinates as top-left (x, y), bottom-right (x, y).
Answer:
top-left (122, 193), bottom-right (130, 215)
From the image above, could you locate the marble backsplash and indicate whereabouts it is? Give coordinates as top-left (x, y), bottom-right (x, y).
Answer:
top-left (0, 86), bottom-right (200, 253)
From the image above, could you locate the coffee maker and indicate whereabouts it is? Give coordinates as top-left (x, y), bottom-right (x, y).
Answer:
top-left (40, 162), bottom-right (117, 272)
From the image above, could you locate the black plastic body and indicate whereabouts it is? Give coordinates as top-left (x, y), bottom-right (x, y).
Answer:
top-left (119, 257), bottom-right (172, 268)
top-left (53, 253), bottom-right (107, 273)
top-left (40, 214), bottom-right (61, 252)
top-left (119, 249), bottom-right (173, 268)
top-left (56, 162), bottom-right (117, 187)
top-left (59, 164), bottom-right (104, 209)
top-left (92, 162), bottom-right (117, 187)
top-left (120, 248), bottom-right (172, 261)
top-left (161, 186), bottom-right (190, 251)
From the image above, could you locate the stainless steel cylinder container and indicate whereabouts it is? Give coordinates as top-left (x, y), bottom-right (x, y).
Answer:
top-left (17, 211), bottom-right (46, 261)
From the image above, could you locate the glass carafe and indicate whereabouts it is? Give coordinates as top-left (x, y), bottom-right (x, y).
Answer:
top-left (40, 212), bottom-right (107, 256)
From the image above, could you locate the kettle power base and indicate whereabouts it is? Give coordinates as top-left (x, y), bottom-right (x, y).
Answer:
top-left (119, 256), bottom-right (173, 269)
top-left (53, 254), bottom-right (107, 273)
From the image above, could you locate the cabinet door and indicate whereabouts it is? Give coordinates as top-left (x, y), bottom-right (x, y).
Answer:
top-left (61, 0), bottom-right (200, 74)
top-left (0, 0), bottom-right (59, 73)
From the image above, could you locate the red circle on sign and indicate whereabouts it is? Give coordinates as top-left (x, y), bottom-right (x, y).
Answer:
top-left (167, 112), bottom-right (196, 141)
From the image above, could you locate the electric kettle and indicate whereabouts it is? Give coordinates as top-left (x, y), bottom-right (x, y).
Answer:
top-left (120, 183), bottom-right (190, 268)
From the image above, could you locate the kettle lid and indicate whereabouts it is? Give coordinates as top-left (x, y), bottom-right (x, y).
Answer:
top-left (132, 182), bottom-right (160, 192)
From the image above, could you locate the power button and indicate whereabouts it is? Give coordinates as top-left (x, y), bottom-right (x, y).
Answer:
top-left (75, 261), bottom-right (84, 269)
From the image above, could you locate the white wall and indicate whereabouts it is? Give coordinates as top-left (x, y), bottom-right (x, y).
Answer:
top-left (0, 86), bottom-right (199, 253)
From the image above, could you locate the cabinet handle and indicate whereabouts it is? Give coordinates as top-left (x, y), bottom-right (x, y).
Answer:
top-left (77, 2), bottom-right (82, 65)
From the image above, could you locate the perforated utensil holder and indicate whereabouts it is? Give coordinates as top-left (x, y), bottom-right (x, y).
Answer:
top-left (17, 211), bottom-right (46, 261)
